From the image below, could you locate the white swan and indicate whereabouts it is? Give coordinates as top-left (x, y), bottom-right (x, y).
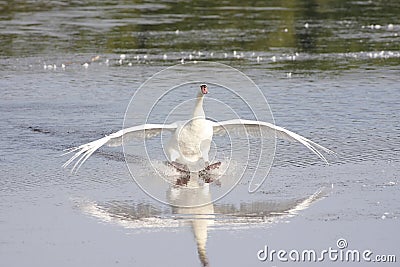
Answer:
top-left (63, 84), bottom-right (334, 173)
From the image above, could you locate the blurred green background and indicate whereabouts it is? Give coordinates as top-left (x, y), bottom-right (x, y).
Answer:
top-left (1, 0), bottom-right (399, 57)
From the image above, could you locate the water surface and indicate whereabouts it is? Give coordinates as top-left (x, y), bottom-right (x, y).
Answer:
top-left (1, 1), bottom-right (399, 266)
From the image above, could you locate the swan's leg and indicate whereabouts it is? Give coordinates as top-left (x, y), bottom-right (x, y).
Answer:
top-left (199, 170), bottom-right (221, 186)
top-left (175, 173), bottom-right (190, 186)
top-left (205, 161), bottom-right (221, 171)
top-left (164, 161), bottom-right (190, 186)
top-left (199, 161), bottom-right (222, 185)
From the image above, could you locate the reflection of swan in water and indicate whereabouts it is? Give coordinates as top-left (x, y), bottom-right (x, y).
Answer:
top-left (167, 173), bottom-right (214, 267)
top-left (76, 173), bottom-right (330, 267)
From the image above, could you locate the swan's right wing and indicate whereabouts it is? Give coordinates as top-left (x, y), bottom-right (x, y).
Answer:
top-left (63, 123), bottom-right (178, 173)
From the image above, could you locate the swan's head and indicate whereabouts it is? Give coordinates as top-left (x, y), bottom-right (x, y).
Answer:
top-left (200, 84), bottom-right (208, 95)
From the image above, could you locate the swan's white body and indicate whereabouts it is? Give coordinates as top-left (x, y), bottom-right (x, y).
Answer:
top-left (63, 85), bottom-right (334, 172)
top-left (165, 92), bottom-right (213, 171)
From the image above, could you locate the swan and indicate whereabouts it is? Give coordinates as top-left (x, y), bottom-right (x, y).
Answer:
top-left (63, 84), bottom-right (334, 173)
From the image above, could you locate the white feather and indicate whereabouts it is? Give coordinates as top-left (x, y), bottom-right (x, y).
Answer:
top-left (63, 87), bottom-right (334, 172)
top-left (211, 119), bottom-right (335, 163)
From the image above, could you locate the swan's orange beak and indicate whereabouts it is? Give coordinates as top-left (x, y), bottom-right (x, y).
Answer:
top-left (200, 84), bottom-right (208, 94)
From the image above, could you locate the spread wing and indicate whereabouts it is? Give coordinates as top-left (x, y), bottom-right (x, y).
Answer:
top-left (63, 123), bottom-right (178, 173)
top-left (211, 119), bottom-right (335, 163)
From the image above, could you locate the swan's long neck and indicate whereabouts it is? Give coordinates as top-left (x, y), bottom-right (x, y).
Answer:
top-left (192, 93), bottom-right (205, 119)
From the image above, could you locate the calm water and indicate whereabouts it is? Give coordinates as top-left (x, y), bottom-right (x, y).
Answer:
top-left (1, 1), bottom-right (399, 266)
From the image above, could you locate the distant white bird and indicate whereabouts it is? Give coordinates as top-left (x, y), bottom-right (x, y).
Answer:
top-left (63, 85), bottom-right (334, 173)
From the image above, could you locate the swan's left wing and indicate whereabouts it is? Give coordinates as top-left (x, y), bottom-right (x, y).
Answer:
top-left (63, 122), bottom-right (178, 173)
top-left (211, 119), bottom-right (334, 163)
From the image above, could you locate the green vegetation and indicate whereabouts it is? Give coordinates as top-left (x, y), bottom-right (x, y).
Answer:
top-left (0, 0), bottom-right (399, 70)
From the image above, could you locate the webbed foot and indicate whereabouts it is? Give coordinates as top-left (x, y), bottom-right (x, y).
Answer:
top-left (175, 173), bottom-right (190, 186)
top-left (205, 161), bottom-right (221, 171)
top-left (199, 161), bottom-right (222, 185)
